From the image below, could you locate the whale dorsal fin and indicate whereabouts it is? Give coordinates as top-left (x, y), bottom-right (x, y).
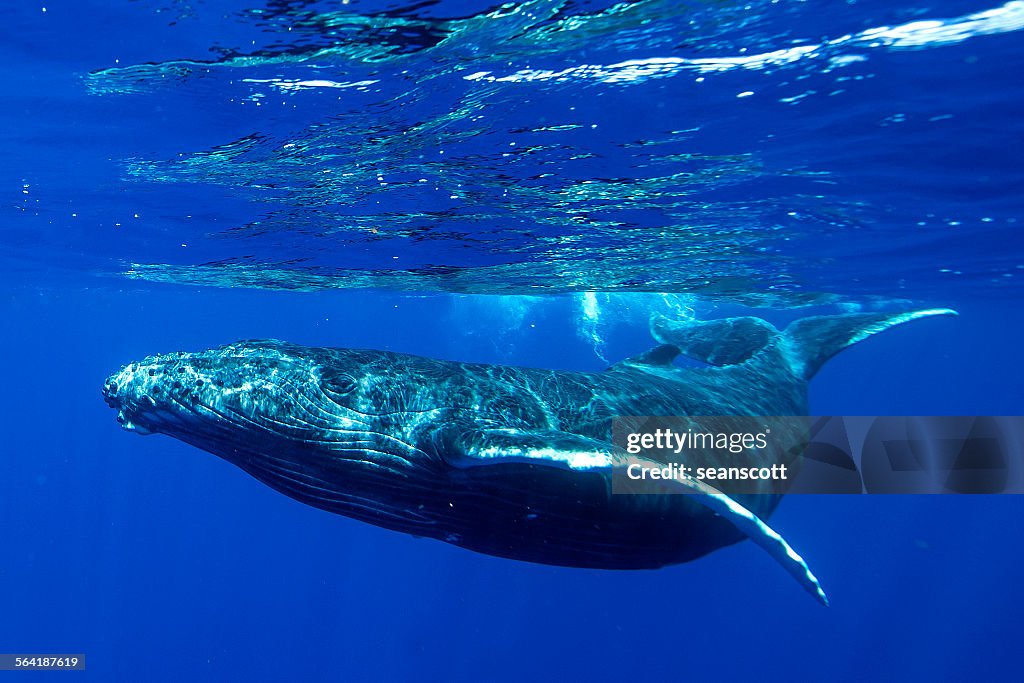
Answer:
top-left (442, 427), bottom-right (828, 606)
top-left (649, 315), bottom-right (778, 366)
top-left (616, 343), bottom-right (681, 369)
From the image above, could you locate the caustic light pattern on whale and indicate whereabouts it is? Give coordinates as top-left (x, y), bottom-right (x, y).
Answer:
top-left (103, 309), bottom-right (956, 605)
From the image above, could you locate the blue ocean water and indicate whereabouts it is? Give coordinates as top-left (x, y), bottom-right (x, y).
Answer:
top-left (2, 0), bottom-right (1022, 680)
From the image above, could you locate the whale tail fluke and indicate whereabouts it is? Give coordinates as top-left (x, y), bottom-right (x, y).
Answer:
top-left (782, 308), bottom-right (958, 380)
top-left (650, 307), bottom-right (957, 380)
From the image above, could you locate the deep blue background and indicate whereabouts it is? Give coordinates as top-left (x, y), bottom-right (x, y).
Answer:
top-left (2, 0), bottom-right (1024, 680)
top-left (1, 288), bottom-right (1020, 681)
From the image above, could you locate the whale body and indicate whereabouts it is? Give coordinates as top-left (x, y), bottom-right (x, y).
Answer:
top-left (103, 308), bottom-right (955, 604)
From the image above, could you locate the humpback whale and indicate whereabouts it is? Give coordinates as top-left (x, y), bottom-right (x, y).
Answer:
top-left (102, 308), bottom-right (954, 605)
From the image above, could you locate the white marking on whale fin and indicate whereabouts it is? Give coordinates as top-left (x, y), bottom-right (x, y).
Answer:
top-left (446, 431), bottom-right (829, 605)
top-left (443, 428), bottom-right (617, 470)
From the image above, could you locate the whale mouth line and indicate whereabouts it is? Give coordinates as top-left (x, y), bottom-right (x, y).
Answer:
top-left (116, 409), bottom-right (154, 435)
top-left (120, 384), bottom-right (425, 466)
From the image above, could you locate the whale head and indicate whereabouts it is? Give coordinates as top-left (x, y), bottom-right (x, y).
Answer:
top-left (105, 342), bottom-right (305, 437)
top-left (101, 340), bottom-right (433, 474)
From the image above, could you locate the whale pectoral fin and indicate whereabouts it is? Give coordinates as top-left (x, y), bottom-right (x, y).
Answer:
top-left (649, 315), bottom-right (778, 366)
top-left (632, 458), bottom-right (830, 607)
top-left (444, 430), bottom-right (829, 606)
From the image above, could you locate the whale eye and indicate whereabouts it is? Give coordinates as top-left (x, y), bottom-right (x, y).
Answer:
top-left (322, 370), bottom-right (357, 396)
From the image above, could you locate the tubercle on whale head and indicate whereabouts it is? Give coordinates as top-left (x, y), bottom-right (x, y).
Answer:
top-left (102, 358), bottom-right (179, 435)
top-left (101, 341), bottom-right (325, 440)
top-left (101, 341), bottom-right (430, 468)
